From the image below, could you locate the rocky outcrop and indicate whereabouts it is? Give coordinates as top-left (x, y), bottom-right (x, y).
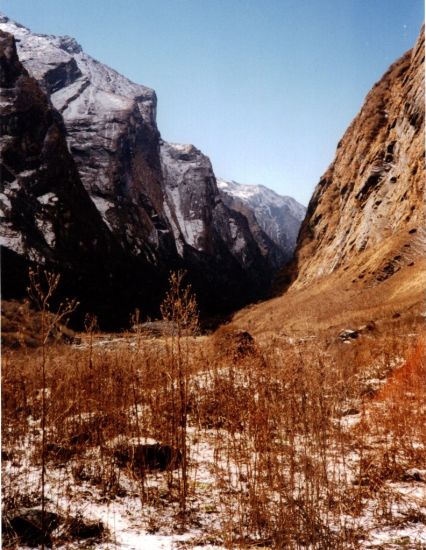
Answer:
top-left (2, 14), bottom-right (173, 265)
top-left (2, 507), bottom-right (105, 547)
top-left (288, 26), bottom-right (425, 289)
top-left (217, 179), bottom-right (306, 267)
top-left (159, 142), bottom-right (277, 309)
top-left (113, 442), bottom-right (181, 473)
top-left (0, 14), bottom-right (284, 320)
top-left (161, 144), bottom-right (272, 268)
top-left (0, 28), bottom-right (150, 326)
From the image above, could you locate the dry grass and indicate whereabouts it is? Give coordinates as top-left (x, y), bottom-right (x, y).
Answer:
top-left (233, 254), bottom-right (426, 343)
top-left (353, 338), bottom-right (426, 490)
top-left (2, 271), bottom-right (426, 548)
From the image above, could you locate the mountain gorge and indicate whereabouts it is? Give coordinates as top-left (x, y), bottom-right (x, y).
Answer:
top-left (2, 11), bottom-right (425, 550)
top-left (0, 14), bottom-right (302, 325)
top-left (1, 12), bottom-right (423, 333)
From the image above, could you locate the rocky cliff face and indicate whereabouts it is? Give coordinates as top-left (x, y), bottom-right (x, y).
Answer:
top-left (159, 141), bottom-right (279, 310)
top-left (1, 14), bottom-right (175, 265)
top-left (217, 179), bottom-right (306, 266)
top-left (0, 14), bottom-right (286, 319)
top-left (161, 143), bottom-right (280, 267)
top-left (0, 29), bottom-right (169, 327)
top-left (289, 26), bottom-right (425, 290)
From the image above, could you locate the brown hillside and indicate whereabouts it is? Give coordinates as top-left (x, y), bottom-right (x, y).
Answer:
top-left (233, 26), bottom-right (425, 340)
top-left (290, 25), bottom-right (425, 290)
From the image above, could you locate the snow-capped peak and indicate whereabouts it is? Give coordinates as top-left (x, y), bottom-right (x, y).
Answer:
top-left (217, 179), bottom-right (306, 220)
top-left (217, 178), bottom-right (306, 255)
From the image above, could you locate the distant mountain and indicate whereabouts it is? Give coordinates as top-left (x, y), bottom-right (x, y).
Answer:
top-left (0, 14), bottom-right (288, 323)
top-left (217, 179), bottom-right (306, 264)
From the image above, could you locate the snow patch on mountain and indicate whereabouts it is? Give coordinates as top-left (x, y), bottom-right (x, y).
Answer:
top-left (0, 14), bottom-right (156, 122)
top-left (35, 216), bottom-right (55, 248)
top-left (37, 192), bottom-right (58, 206)
top-left (217, 179), bottom-right (306, 257)
top-left (217, 179), bottom-right (305, 219)
top-left (91, 196), bottom-right (115, 231)
top-left (0, 227), bottom-right (25, 255)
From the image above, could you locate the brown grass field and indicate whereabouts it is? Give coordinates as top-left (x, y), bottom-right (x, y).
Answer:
top-left (2, 266), bottom-right (426, 548)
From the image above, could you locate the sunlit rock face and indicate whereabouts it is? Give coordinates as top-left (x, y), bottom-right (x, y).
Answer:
top-left (159, 141), bottom-right (279, 311)
top-left (0, 14), bottom-right (174, 265)
top-left (0, 29), bottom-right (113, 270)
top-left (160, 142), bottom-right (277, 268)
top-left (0, 14), bottom-right (289, 319)
top-left (0, 27), bottom-right (166, 328)
top-left (288, 26), bottom-right (425, 289)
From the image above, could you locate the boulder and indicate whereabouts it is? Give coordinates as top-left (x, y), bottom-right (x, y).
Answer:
top-left (66, 515), bottom-right (104, 540)
top-left (338, 329), bottom-right (359, 342)
top-left (402, 468), bottom-right (426, 482)
top-left (113, 443), bottom-right (181, 473)
top-left (3, 508), bottom-right (61, 547)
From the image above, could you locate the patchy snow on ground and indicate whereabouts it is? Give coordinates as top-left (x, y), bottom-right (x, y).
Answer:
top-left (3, 333), bottom-right (425, 549)
top-left (3, 414), bottom-right (228, 549)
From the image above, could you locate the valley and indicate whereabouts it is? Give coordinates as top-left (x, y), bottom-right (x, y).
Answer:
top-left (1, 10), bottom-right (425, 550)
top-left (2, 285), bottom-right (425, 548)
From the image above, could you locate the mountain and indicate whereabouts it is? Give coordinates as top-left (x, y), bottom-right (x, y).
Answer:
top-left (233, 25), bottom-right (425, 336)
top-left (0, 14), bottom-right (290, 322)
top-left (217, 179), bottom-right (305, 264)
top-left (0, 28), bottom-right (168, 327)
top-left (288, 26), bottom-right (425, 290)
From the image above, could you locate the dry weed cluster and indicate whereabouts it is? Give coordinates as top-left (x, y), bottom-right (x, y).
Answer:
top-left (2, 271), bottom-right (425, 548)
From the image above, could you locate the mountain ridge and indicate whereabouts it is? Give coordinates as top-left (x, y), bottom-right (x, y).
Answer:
top-left (0, 14), bottom-right (303, 324)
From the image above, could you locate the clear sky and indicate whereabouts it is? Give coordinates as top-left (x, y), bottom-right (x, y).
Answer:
top-left (1, 0), bottom-right (423, 205)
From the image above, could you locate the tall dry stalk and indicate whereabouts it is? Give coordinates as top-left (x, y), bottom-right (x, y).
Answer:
top-left (160, 270), bottom-right (198, 518)
top-left (26, 268), bottom-right (78, 548)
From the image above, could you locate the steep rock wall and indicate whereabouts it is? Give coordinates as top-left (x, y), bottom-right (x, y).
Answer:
top-left (289, 26), bottom-right (425, 289)
top-left (0, 29), bottom-right (165, 326)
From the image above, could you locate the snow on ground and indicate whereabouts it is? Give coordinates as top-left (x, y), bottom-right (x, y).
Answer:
top-left (3, 427), bottom-right (228, 549)
top-left (5, 401), bottom-right (424, 549)
top-left (5, 450), bottom-right (426, 548)
top-left (3, 334), bottom-right (425, 548)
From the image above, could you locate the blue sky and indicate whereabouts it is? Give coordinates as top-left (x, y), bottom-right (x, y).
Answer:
top-left (1, 0), bottom-right (423, 205)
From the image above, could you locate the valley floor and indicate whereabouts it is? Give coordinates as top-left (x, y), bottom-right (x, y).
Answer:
top-left (2, 308), bottom-right (425, 549)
